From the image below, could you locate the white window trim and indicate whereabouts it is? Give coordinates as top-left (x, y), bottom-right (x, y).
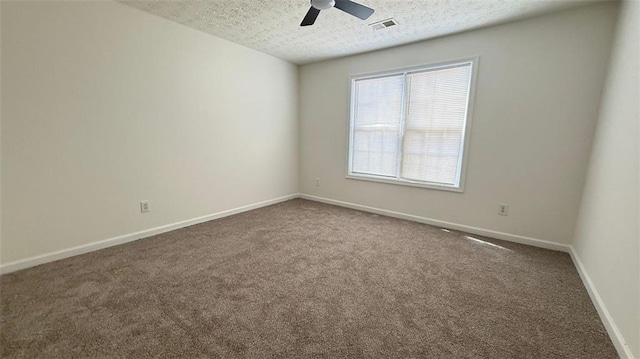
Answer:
top-left (346, 56), bottom-right (479, 193)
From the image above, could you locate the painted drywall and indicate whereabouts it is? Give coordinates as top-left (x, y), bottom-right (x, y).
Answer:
top-left (572, 1), bottom-right (639, 357)
top-left (0, 1), bottom-right (298, 265)
top-left (0, 2), bottom-right (3, 263)
top-left (299, 3), bottom-right (618, 245)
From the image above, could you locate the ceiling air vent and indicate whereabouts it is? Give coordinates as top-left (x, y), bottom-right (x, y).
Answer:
top-left (368, 18), bottom-right (398, 31)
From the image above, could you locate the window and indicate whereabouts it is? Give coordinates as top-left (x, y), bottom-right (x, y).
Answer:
top-left (347, 58), bottom-right (477, 191)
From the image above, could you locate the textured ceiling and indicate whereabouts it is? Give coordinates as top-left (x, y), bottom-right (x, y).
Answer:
top-left (119, 0), bottom-right (598, 64)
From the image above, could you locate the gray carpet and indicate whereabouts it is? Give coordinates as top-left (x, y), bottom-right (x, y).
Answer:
top-left (0, 199), bottom-right (617, 358)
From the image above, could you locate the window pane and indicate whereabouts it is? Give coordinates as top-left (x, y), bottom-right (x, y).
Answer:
top-left (351, 75), bottom-right (403, 177)
top-left (352, 126), bottom-right (399, 176)
top-left (401, 129), bottom-right (462, 185)
top-left (401, 64), bottom-right (472, 184)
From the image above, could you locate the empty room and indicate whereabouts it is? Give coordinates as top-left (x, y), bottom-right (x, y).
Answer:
top-left (1, 0), bottom-right (638, 357)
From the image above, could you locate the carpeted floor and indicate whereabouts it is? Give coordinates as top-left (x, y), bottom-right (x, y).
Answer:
top-left (0, 199), bottom-right (617, 358)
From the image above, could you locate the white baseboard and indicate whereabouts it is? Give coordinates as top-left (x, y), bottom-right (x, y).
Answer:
top-left (0, 193), bottom-right (299, 275)
top-left (2, 192), bottom-right (632, 358)
top-left (0, 193), bottom-right (569, 274)
top-left (300, 194), bottom-right (571, 253)
top-left (569, 247), bottom-right (635, 359)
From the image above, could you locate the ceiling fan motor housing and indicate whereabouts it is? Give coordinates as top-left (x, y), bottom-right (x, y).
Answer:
top-left (311, 0), bottom-right (336, 10)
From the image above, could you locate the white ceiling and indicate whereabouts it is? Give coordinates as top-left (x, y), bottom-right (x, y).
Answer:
top-left (120, 0), bottom-right (599, 65)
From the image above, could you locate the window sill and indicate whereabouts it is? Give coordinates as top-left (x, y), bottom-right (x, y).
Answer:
top-left (346, 174), bottom-right (464, 193)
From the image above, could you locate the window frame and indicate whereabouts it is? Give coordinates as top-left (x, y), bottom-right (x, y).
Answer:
top-left (346, 56), bottom-right (479, 193)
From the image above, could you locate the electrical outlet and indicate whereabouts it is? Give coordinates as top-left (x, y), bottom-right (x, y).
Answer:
top-left (315, 177), bottom-right (320, 187)
top-left (140, 200), bottom-right (150, 213)
top-left (498, 204), bottom-right (508, 216)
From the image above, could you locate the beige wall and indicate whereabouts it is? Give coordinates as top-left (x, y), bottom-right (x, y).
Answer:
top-left (0, 2), bottom-right (3, 263)
top-left (573, 1), bottom-right (639, 357)
top-left (0, 2), bottom-right (3, 265)
top-left (0, 1), bottom-right (299, 264)
top-left (299, 3), bottom-right (618, 245)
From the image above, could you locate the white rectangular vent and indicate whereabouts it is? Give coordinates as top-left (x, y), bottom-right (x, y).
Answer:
top-left (368, 18), bottom-right (398, 30)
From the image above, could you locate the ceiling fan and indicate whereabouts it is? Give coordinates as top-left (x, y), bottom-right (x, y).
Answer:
top-left (300, 0), bottom-right (375, 26)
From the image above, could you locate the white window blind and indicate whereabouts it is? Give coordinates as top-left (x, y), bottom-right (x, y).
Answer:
top-left (351, 74), bottom-right (403, 177)
top-left (348, 60), bottom-right (475, 190)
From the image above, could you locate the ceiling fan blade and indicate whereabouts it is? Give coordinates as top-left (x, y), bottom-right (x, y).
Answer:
top-left (334, 0), bottom-right (374, 20)
top-left (300, 6), bottom-right (321, 26)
